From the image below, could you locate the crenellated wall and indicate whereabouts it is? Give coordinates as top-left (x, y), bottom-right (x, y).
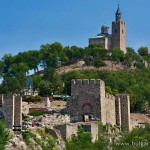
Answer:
top-left (68, 79), bottom-right (130, 131)
top-left (55, 122), bottom-right (98, 142)
top-left (69, 79), bottom-right (104, 122)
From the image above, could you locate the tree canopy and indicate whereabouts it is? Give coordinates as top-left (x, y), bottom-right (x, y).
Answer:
top-left (0, 42), bottom-right (150, 112)
top-left (0, 121), bottom-right (10, 150)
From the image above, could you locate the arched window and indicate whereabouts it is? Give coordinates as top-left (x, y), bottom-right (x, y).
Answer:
top-left (115, 29), bottom-right (117, 33)
top-left (122, 29), bottom-right (124, 34)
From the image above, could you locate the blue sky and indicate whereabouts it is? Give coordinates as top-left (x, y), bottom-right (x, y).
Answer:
top-left (0, 0), bottom-right (150, 58)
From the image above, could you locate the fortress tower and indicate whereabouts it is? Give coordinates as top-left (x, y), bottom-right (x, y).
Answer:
top-left (68, 79), bottom-right (131, 131)
top-left (112, 6), bottom-right (126, 53)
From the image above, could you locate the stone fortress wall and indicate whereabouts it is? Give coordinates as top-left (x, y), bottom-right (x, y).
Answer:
top-left (0, 94), bottom-right (22, 129)
top-left (55, 122), bottom-right (98, 142)
top-left (68, 79), bottom-right (130, 130)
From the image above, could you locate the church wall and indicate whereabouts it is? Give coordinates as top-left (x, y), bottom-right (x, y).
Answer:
top-left (89, 37), bottom-right (111, 50)
top-left (89, 37), bottom-right (105, 47)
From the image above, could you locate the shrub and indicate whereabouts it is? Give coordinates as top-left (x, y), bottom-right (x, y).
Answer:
top-left (24, 95), bottom-right (42, 103)
top-left (66, 125), bottom-right (109, 150)
top-left (94, 59), bottom-right (106, 68)
top-left (28, 110), bottom-right (48, 116)
top-left (0, 120), bottom-right (10, 150)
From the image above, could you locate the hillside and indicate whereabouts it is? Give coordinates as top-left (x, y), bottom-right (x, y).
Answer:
top-left (0, 42), bottom-right (150, 112)
top-left (56, 60), bottom-right (135, 75)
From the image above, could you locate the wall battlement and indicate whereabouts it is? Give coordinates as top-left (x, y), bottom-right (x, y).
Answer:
top-left (105, 93), bottom-right (115, 100)
top-left (112, 21), bottom-right (126, 25)
top-left (55, 122), bottom-right (98, 142)
top-left (71, 79), bottom-right (104, 86)
top-left (69, 78), bottom-right (131, 131)
top-left (117, 94), bottom-right (129, 99)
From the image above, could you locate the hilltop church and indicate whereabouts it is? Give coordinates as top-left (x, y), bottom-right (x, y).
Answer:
top-left (89, 6), bottom-right (126, 53)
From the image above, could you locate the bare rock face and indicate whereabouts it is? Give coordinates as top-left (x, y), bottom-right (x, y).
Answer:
top-left (6, 134), bottom-right (44, 150)
top-left (6, 135), bottom-right (27, 150)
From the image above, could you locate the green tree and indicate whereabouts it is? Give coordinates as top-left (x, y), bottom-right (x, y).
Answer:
top-left (70, 46), bottom-right (84, 59)
top-left (0, 121), bottom-right (10, 150)
top-left (38, 80), bottom-right (51, 96)
top-left (94, 58), bottom-right (106, 68)
top-left (14, 50), bottom-right (40, 73)
top-left (64, 47), bottom-right (74, 61)
top-left (66, 126), bottom-right (94, 150)
top-left (93, 47), bottom-right (108, 60)
top-left (43, 67), bottom-right (55, 81)
top-left (59, 52), bottom-right (69, 65)
top-left (0, 61), bottom-right (4, 78)
top-left (32, 74), bottom-right (43, 90)
top-left (113, 124), bottom-right (150, 150)
top-left (124, 47), bottom-right (137, 67)
top-left (62, 70), bottom-right (83, 95)
top-left (88, 44), bottom-right (104, 49)
top-left (0, 76), bottom-right (22, 94)
top-left (50, 42), bottom-right (63, 56)
top-left (66, 125), bottom-right (109, 150)
top-left (49, 74), bottom-right (63, 94)
top-left (1, 54), bottom-right (14, 74)
top-left (105, 86), bottom-right (112, 94)
top-left (111, 48), bottom-right (124, 63)
top-left (138, 46), bottom-right (148, 57)
top-left (39, 42), bottom-right (63, 69)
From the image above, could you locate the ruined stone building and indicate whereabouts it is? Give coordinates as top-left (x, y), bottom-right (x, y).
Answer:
top-left (0, 94), bottom-right (22, 129)
top-left (89, 6), bottom-right (126, 53)
top-left (67, 79), bottom-right (131, 130)
top-left (55, 122), bottom-right (98, 142)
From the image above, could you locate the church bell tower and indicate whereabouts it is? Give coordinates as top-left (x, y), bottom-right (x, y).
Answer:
top-left (112, 6), bottom-right (126, 53)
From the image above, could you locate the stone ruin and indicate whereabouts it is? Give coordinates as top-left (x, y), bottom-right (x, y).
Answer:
top-left (0, 94), bottom-right (22, 129)
top-left (55, 122), bottom-right (98, 142)
top-left (67, 79), bottom-right (131, 131)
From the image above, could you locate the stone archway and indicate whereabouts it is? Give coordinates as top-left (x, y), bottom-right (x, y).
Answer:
top-left (0, 111), bottom-right (5, 120)
top-left (81, 103), bottom-right (93, 122)
top-left (82, 103), bottom-right (93, 114)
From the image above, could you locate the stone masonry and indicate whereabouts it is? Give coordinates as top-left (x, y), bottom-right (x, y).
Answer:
top-left (0, 94), bottom-right (22, 129)
top-left (55, 122), bottom-right (98, 142)
top-left (67, 79), bottom-right (131, 131)
top-left (89, 6), bottom-right (126, 53)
